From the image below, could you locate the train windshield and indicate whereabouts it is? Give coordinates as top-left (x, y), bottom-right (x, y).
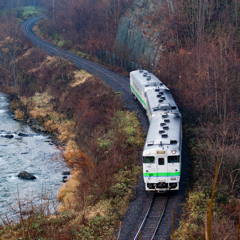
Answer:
top-left (143, 156), bottom-right (155, 163)
top-left (168, 156), bottom-right (180, 163)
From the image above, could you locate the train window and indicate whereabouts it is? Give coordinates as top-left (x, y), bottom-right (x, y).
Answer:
top-left (168, 156), bottom-right (180, 163)
top-left (143, 156), bottom-right (155, 163)
top-left (158, 158), bottom-right (164, 165)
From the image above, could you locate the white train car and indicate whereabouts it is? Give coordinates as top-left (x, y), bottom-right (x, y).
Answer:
top-left (130, 70), bottom-right (167, 111)
top-left (130, 69), bottom-right (182, 191)
top-left (145, 88), bottom-right (180, 122)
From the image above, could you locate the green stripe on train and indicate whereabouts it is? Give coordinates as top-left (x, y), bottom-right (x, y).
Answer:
top-left (143, 172), bottom-right (181, 177)
top-left (130, 85), bottom-right (146, 106)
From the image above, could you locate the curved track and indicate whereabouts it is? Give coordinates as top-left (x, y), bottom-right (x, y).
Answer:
top-left (21, 16), bottom-right (149, 133)
top-left (21, 16), bottom-right (188, 240)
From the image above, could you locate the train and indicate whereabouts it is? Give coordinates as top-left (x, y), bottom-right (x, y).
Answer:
top-left (130, 70), bottom-right (182, 191)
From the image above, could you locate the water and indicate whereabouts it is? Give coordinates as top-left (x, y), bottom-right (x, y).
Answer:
top-left (0, 92), bottom-right (69, 218)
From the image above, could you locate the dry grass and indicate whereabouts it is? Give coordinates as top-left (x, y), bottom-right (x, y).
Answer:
top-left (70, 70), bottom-right (92, 87)
top-left (14, 109), bottom-right (23, 119)
top-left (57, 170), bottom-right (81, 212)
top-left (86, 200), bottom-right (108, 219)
top-left (58, 121), bottom-right (76, 143)
top-left (26, 56), bottom-right (57, 74)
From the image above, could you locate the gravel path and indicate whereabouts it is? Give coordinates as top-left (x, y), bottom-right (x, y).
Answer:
top-left (21, 16), bottom-right (189, 240)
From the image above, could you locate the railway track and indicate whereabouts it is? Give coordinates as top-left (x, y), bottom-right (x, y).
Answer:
top-left (21, 16), bottom-right (134, 109)
top-left (21, 16), bottom-right (152, 134)
top-left (21, 17), bottom-right (180, 240)
top-left (134, 193), bottom-right (169, 240)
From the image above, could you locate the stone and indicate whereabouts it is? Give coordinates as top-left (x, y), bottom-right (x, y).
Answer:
top-left (17, 171), bottom-right (36, 180)
top-left (18, 133), bottom-right (29, 137)
top-left (114, 0), bottom-right (163, 64)
top-left (62, 171), bottom-right (70, 175)
top-left (4, 134), bottom-right (14, 139)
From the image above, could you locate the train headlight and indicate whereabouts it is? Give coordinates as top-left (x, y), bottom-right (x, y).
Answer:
top-left (146, 151), bottom-right (150, 155)
top-left (172, 150), bottom-right (176, 154)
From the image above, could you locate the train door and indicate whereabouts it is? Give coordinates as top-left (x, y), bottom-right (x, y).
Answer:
top-left (156, 155), bottom-right (167, 182)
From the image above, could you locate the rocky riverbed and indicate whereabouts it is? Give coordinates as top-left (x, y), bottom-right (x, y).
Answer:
top-left (0, 92), bottom-right (69, 219)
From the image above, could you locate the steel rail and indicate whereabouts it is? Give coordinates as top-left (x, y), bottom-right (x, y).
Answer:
top-left (134, 194), bottom-right (155, 240)
top-left (21, 16), bottom-right (150, 117)
top-left (134, 193), bottom-right (168, 240)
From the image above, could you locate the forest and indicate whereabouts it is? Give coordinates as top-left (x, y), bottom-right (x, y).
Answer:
top-left (0, 0), bottom-right (240, 239)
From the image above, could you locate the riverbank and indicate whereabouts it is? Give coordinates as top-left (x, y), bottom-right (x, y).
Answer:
top-left (0, 44), bottom-right (145, 239)
top-left (0, 92), bottom-right (69, 220)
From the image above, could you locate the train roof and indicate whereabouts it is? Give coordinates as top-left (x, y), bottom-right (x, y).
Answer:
top-left (146, 88), bottom-right (180, 116)
top-left (144, 113), bottom-right (182, 151)
top-left (130, 70), bottom-right (167, 91)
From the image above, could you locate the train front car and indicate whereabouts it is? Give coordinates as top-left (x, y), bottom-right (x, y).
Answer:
top-left (143, 113), bottom-right (182, 191)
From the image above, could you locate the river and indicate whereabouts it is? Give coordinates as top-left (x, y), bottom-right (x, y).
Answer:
top-left (0, 92), bottom-right (69, 219)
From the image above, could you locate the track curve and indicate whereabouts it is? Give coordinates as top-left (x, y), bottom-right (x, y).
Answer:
top-left (21, 16), bottom-right (149, 133)
top-left (21, 16), bottom-right (188, 240)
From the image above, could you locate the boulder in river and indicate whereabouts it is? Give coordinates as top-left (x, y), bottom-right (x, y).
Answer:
top-left (18, 133), bottom-right (29, 137)
top-left (3, 134), bottom-right (14, 139)
top-left (62, 176), bottom-right (68, 183)
top-left (17, 171), bottom-right (36, 180)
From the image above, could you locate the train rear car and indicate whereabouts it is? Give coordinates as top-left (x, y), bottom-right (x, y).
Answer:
top-left (130, 70), bottom-right (166, 110)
